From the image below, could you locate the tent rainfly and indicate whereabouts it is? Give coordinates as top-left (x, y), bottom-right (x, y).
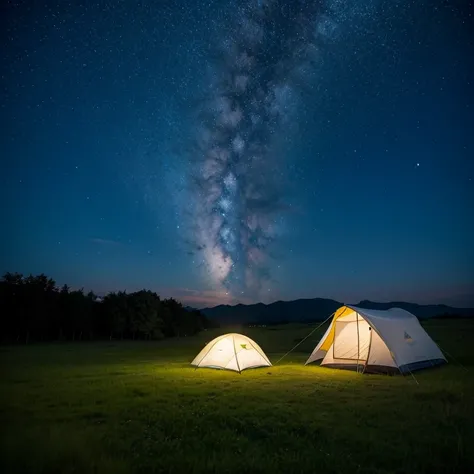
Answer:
top-left (306, 305), bottom-right (447, 374)
top-left (191, 333), bottom-right (272, 373)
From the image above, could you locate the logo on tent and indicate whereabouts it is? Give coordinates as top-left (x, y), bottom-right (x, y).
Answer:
top-left (404, 331), bottom-right (413, 342)
top-left (240, 344), bottom-right (248, 349)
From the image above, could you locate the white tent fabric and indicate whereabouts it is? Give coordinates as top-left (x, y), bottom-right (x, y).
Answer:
top-left (191, 333), bottom-right (272, 372)
top-left (305, 305), bottom-right (447, 373)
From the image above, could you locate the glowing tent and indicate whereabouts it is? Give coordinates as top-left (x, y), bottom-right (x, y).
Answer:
top-left (306, 305), bottom-right (446, 374)
top-left (191, 333), bottom-right (272, 372)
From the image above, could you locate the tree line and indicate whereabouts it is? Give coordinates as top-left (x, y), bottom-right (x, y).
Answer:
top-left (0, 272), bottom-right (216, 344)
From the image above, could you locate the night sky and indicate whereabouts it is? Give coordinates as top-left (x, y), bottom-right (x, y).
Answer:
top-left (2, 0), bottom-right (473, 308)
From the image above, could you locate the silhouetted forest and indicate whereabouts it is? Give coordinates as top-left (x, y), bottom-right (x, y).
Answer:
top-left (0, 272), bottom-right (216, 344)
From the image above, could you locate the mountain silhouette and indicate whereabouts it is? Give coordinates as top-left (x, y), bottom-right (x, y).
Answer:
top-left (199, 298), bottom-right (474, 325)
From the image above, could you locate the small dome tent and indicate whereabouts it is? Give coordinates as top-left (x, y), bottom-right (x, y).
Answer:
top-left (191, 333), bottom-right (272, 373)
top-left (306, 305), bottom-right (447, 374)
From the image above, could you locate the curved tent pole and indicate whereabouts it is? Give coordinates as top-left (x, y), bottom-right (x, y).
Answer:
top-left (232, 334), bottom-right (242, 374)
top-left (247, 339), bottom-right (272, 366)
top-left (193, 334), bottom-right (226, 370)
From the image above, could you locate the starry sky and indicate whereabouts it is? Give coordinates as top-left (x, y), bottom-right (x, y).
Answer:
top-left (2, 0), bottom-right (473, 308)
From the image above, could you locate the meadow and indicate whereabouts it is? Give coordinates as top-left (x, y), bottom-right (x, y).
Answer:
top-left (1, 319), bottom-right (473, 474)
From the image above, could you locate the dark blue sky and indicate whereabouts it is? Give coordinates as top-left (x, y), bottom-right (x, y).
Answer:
top-left (2, 0), bottom-right (473, 308)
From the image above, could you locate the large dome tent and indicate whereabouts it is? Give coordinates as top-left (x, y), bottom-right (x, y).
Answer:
top-left (305, 305), bottom-right (446, 374)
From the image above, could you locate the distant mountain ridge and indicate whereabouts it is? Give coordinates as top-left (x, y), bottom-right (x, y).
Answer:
top-left (199, 298), bottom-right (474, 325)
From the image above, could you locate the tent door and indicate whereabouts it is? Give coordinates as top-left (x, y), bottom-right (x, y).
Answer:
top-left (333, 316), bottom-right (371, 361)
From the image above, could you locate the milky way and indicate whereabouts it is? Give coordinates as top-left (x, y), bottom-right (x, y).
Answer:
top-left (187, 0), bottom-right (378, 299)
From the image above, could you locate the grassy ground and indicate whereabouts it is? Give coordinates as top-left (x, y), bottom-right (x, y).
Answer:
top-left (1, 320), bottom-right (473, 474)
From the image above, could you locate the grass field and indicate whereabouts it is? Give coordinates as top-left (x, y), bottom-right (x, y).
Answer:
top-left (2, 320), bottom-right (474, 474)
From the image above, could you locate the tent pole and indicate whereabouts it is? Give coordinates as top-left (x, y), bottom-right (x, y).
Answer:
top-left (248, 340), bottom-right (272, 366)
top-left (232, 335), bottom-right (241, 374)
top-left (363, 326), bottom-right (373, 374)
top-left (192, 335), bottom-right (226, 371)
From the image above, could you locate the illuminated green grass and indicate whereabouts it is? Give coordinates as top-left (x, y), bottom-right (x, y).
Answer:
top-left (1, 320), bottom-right (473, 474)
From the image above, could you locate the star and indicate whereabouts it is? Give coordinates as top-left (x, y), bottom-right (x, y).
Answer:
top-left (2, 0), bottom-right (470, 311)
